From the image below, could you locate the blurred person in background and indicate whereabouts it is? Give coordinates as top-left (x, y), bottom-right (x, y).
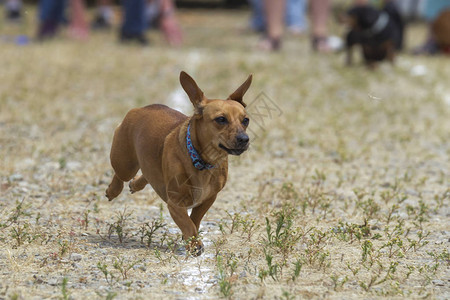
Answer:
top-left (310, 0), bottom-right (331, 52)
top-left (37, 0), bottom-right (68, 40)
top-left (157, 0), bottom-right (183, 46)
top-left (253, 0), bottom-right (336, 52)
top-left (249, 0), bottom-right (308, 35)
top-left (120, 0), bottom-right (147, 44)
top-left (120, 0), bottom-right (182, 46)
top-left (286, 0), bottom-right (308, 35)
top-left (68, 0), bottom-right (89, 40)
top-left (4, 0), bottom-right (22, 21)
top-left (37, 0), bottom-right (88, 40)
top-left (34, 0), bottom-right (182, 46)
top-left (91, 0), bottom-right (113, 30)
top-left (257, 0), bottom-right (285, 51)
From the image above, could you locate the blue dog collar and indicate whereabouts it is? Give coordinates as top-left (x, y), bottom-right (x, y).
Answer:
top-left (186, 124), bottom-right (215, 171)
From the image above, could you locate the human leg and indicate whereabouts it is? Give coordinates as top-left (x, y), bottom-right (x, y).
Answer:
top-left (121, 0), bottom-right (147, 44)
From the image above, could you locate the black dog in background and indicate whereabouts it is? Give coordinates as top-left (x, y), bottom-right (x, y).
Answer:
top-left (345, 2), bottom-right (404, 67)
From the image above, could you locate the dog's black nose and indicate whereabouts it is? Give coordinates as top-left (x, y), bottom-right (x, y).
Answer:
top-left (236, 133), bottom-right (249, 147)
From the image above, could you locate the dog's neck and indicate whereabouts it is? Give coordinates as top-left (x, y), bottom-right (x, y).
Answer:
top-left (364, 12), bottom-right (389, 36)
top-left (186, 118), bottom-right (228, 170)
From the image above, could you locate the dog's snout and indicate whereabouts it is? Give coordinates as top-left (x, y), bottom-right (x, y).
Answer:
top-left (236, 133), bottom-right (249, 147)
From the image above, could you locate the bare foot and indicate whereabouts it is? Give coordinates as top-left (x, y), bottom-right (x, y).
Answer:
top-left (68, 26), bottom-right (89, 41)
top-left (257, 37), bottom-right (281, 52)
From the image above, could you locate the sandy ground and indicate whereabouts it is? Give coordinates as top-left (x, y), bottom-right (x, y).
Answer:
top-left (0, 5), bottom-right (449, 300)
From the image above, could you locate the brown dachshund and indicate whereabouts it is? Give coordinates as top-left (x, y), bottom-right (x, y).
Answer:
top-left (106, 71), bottom-right (252, 255)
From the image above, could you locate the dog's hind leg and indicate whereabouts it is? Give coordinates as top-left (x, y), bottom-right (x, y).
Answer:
top-left (106, 174), bottom-right (125, 201)
top-left (386, 41), bottom-right (395, 65)
top-left (106, 163), bottom-right (139, 200)
top-left (106, 124), bottom-right (140, 200)
top-left (129, 175), bottom-right (148, 194)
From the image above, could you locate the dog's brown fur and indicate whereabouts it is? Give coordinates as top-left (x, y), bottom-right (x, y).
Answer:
top-left (432, 9), bottom-right (450, 53)
top-left (105, 71), bottom-right (252, 255)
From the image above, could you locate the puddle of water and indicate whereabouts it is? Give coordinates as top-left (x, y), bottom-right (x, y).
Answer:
top-left (165, 229), bottom-right (218, 297)
top-left (178, 263), bottom-right (216, 295)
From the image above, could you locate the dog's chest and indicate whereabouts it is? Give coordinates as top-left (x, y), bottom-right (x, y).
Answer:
top-left (187, 172), bottom-right (226, 209)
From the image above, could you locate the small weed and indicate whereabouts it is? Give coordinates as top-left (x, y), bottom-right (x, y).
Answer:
top-left (93, 202), bottom-right (100, 213)
top-left (264, 205), bottom-right (302, 263)
top-left (10, 222), bottom-right (33, 247)
top-left (319, 198), bottom-right (332, 220)
top-left (107, 208), bottom-right (132, 243)
top-left (330, 274), bottom-right (348, 291)
top-left (291, 258), bottom-right (303, 282)
top-left (164, 235), bottom-right (181, 260)
top-left (379, 184), bottom-right (402, 205)
top-left (61, 277), bottom-right (69, 300)
top-left (58, 239), bottom-right (71, 257)
top-left (154, 238), bottom-right (179, 265)
top-left (59, 157), bottom-right (67, 169)
top-left (281, 289), bottom-right (295, 300)
top-left (405, 265), bottom-right (415, 280)
top-left (264, 250), bottom-right (279, 281)
top-left (4, 199), bottom-right (32, 227)
top-left (239, 215), bottom-right (259, 242)
top-left (357, 198), bottom-right (380, 223)
top-left (299, 186), bottom-right (326, 215)
top-left (212, 237), bottom-right (227, 257)
top-left (377, 281), bottom-right (404, 296)
top-left (312, 169), bottom-right (326, 185)
top-left (433, 189), bottom-right (448, 212)
top-left (216, 255), bottom-right (234, 298)
top-left (359, 261), bottom-right (398, 292)
top-left (259, 249), bottom-right (279, 282)
top-left (2, 199), bottom-right (41, 247)
top-left (224, 211), bottom-right (241, 234)
top-left (113, 256), bottom-right (140, 281)
top-left (78, 210), bottom-right (90, 230)
top-left (9, 292), bottom-right (20, 300)
top-left (97, 262), bottom-right (116, 286)
top-left (417, 250), bottom-right (447, 293)
top-left (347, 262), bottom-right (360, 275)
top-left (332, 221), bottom-right (371, 243)
top-left (385, 204), bottom-right (399, 224)
top-left (302, 229), bottom-right (331, 269)
top-left (406, 230), bottom-right (430, 252)
top-left (138, 219), bottom-right (165, 247)
top-left (406, 200), bottom-right (429, 230)
top-left (361, 240), bottom-right (376, 265)
top-left (427, 248), bottom-right (449, 268)
top-left (105, 291), bottom-right (117, 300)
top-left (279, 182), bottom-right (299, 201)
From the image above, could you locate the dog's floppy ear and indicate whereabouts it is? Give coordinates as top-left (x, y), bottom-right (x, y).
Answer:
top-left (180, 71), bottom-right (206, 114)
top-left (227, 74), bottom-right (252, 108)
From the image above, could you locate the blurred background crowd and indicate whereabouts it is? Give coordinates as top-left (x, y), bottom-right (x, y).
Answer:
top-left (1, 0), bottom-right (450, 56)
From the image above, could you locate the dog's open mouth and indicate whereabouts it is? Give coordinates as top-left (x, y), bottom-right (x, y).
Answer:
top-left (219, 144), bottom-right (247, 156)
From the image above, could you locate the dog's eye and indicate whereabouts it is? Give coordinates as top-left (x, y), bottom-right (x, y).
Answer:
top-left (215, 116), bottom-right (228, 125)
top-left (242, 117), bottom-right (249, 127)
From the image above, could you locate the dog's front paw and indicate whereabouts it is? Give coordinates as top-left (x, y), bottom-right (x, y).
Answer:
top-left (186, 238), bottom-right (204, 257)
top-left (106, 185), bottom-right (120, 201)
top-left (129, 176), bottom-right (147, 194)
top-left (128, 181), bottom-right (136, 194)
